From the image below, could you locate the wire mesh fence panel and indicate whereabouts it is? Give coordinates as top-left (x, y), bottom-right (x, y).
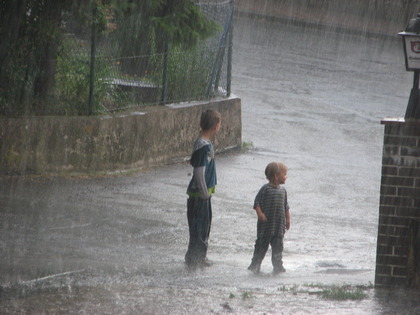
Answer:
top-left (73, 0), bottom-right (234, 114)
top-left (94, 0), bottom-right (234, 114)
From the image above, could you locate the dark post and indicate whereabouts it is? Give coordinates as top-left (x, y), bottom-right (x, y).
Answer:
top-left (88, 6), bottom-right (97, 115)
top-left (399, 13), bottom-right (420, 120)
top-left (161, 41), bottom-right (169, 104)
top-left (160, 0), bottom-right (174, 105)
top-left (207, 2), bottom-right (234, 98)
top-left (226, 2), bottom-right (233, 97)
top-left (406, 70), bottom-right (420, 119)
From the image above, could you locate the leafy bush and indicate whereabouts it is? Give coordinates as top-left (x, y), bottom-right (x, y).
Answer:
top-left (165, 43), bottom-right (216, 102)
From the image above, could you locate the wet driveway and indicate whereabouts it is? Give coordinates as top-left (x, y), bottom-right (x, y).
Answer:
top-left (1, 14), bottom-right (420, 314)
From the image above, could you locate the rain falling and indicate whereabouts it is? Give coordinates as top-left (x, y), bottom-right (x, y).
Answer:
top-left (1, 0), bottom-right (420, 314)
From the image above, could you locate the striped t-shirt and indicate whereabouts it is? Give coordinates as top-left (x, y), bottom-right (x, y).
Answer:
top-left (254, 183), bottom-right (289, 238)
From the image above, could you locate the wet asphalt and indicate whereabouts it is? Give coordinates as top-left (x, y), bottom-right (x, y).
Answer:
top-left (1, 14), bottom-right (420, 315)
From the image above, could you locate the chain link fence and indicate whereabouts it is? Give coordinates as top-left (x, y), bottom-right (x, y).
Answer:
top-left (56, 0), bottom-right (233, 115)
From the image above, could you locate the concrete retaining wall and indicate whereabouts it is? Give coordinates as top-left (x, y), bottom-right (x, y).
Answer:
top-left (0, 97), bottom-right (242, 175)
top-left (236, 0), bottom-right (419, 36)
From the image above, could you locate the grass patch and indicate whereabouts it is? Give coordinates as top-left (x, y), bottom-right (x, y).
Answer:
top-left (241, 291), bottom-right (253, 299)
top-left (277, 284), bottom-right (371, 301)
top-left (229, 284), bottom-right (370, 304)
top-left (227, 291), bottom-right (253, 300)
top-left (321, 285), bottom-right (369, 300)
top-left (241, 141), bottom-right (254, 152)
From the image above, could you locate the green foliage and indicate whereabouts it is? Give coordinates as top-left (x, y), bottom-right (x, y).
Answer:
top-left (0, 0), bottom-right (65, 115)
top-left (54, 47), bottom-right (91, 115)
top-left (0, 0), bottom-right (133, 116)
top-left (151, 0), bottom-right (221, 48)
top-left (53, 37), bottom-right (127, 115)
top-left (111, 0), bottom-right (222, 96)
top-left (165, 43), bottom-right (216, 102)
top-left (0, 0), bottom-right (225, 116)
top-left (66, 0), bottom-right (135, 35)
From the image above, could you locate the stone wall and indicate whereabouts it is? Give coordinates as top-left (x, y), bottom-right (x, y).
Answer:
top-left (375, 118), bottom-right (420, 287)
top-left (0, 97), bottom-right (242, 175)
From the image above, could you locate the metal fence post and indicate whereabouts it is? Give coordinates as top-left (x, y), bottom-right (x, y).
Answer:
top-left (207, 2), bottom-right (233, 98)
top-left (161, 41), bottom-right (169, 104)
top-left (88, 6), bottom-right (97, 115)
top-left (227, 1), bottom-right (233, 97)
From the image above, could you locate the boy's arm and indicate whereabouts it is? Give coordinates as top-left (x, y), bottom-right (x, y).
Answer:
top-left (254, 205), bottom-right (267, 222)
top-left (193, 166), bottom-right (210, 199)
top-left (285, 209), bottom-right (290, 230)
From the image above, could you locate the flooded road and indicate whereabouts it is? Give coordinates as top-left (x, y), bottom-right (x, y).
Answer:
top-left (1, 14), bottom-right (420, 314)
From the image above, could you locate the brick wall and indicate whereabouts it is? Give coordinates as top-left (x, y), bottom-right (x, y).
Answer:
top-left (375, 118), bottom-right (420, 287)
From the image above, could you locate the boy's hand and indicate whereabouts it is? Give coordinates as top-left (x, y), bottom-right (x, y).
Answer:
top-left (285, 209), bottom-right (290, 230)
top-left (286, 218), bottom-right (290, 230)
top-left (258, 212), bottom-right (267, 222)
top-left (255, 206), bottom-right (267, 222)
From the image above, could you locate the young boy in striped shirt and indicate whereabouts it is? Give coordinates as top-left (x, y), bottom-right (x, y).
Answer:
top-left (248, 162), bottom-right (291, 275)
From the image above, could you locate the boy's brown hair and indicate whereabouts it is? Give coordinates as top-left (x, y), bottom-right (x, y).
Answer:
top-left (265, 162), bottom-right (288, 180)
top-left (200, 109), bottom-right (221, 131)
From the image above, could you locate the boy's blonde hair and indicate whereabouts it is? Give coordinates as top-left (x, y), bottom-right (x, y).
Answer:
top-left (200, 109), bottom-right (221, 131)
top-left (265, 162), bottom-right (288, 180)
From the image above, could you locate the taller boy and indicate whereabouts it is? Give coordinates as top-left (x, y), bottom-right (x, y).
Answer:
top-left (185, 109), bottom-right (221, 270)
